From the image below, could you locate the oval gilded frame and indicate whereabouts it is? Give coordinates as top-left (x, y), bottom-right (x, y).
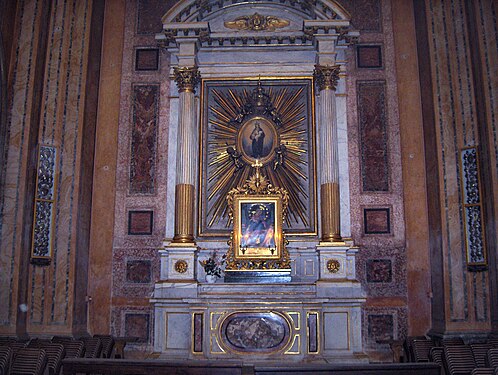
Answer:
top-left (237, 116), bottom-right (279, 165)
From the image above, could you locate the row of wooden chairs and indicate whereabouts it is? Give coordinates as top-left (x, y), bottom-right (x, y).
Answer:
top-left (404, 336), bottom-right (498, 375)
top-left (0, 334), bottom-right (115, 375)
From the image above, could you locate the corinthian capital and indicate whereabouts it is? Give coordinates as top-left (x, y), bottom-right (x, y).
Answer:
top-left (313, 64), bottom-right (340, 91)
top-left (173, 66), bottom-right (201, 93)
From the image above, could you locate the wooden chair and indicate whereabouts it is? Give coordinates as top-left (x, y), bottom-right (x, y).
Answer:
top-left (0, 346), bottom-right (12, 375)
top-left (81, 337), bottom-right (102, 358)
top-left (444, 344), bottom-right (476, 375)
top-left (429, 346), bottom-right (446, 375)
top-left (471, 343), bottom-right (494, 368)
top-left (470, 369), bottom-right (495, 375)
top-left (28, 342), bottom-right (66, 375)
top-left (487, 338), bottom-right (498, 348)
top-left (5, 341), bottom-right (27, 357)
top-left (412, 338), bottom-right (436, 362)
top-left (404, 336), bottom-right (428, 362)
top-left (93, 334), bottom-right (115, 358)
top-left (442, 338), bottom-right (465, 347)
top-left (487, 348), bottom-right (498, 368)
top-left (59, 340), bottom-right (85, 359)
top-left (9, 347), bottom-right (47, 375)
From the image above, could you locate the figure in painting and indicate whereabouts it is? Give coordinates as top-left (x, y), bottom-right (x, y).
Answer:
top-left (250, 122), bottom-right (265, 158)
top-left (242, 204), bottom-right (275, 247)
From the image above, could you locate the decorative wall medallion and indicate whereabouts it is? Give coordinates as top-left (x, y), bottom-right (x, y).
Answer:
top-left (224, 13), bottom-right (289, 31)
top-left (199, 78), bottom-right (317, 237)
top-left (327, 259), bottom-right (340, 273)
top-left (220, 312), bottom-right (291, 353)
top-left (174, 260), bottom-right (188, 274)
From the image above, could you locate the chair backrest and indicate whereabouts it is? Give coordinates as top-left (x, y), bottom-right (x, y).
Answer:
top-left (487, 338), bottom-right (498, 348)
top-left (51, 336), bottom-right (74, 343)
top-left (470, 369), bottom-right (495, 375)
top-left (93, 335), bottom-right (115, 358)
top-left (412, 339), bottom-right (435, 362)
top-left (405, 336), bottom-right (428, 362)
top-left (10, 347), bottom-right (47, 375)
top-left (28, 342), bottom-right (66, 375)
top-left (442, 337), bottom-right (465, 347)
top-left (471, 343), bottom-right (494, 368)
top-left (429, 346), bottom-right (446, 375)
top-left (0, 346), bottom-right (12, 375)
top-left (487, 348), bottom-right (498, 368)
top-left (81, 337), bottom-right (102, 358)
top-left (444, 344), bottom-right (476, 375)
top-left (60, 340), bottom-right (85, 358)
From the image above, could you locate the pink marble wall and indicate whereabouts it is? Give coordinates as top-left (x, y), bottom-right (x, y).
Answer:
top-left (111, 0), bottom-right (173, 344)
top-left (346, 0), bottom-right (407, 355)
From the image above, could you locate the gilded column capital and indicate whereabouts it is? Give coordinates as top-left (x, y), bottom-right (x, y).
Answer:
top-left (173, 66), bottom-right (201, 93)
top-left (313, 64), bottom-right (340, 91)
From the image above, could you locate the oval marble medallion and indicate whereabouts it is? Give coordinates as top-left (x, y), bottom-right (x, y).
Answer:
top-left (220, 312), bottom-right (291, 353)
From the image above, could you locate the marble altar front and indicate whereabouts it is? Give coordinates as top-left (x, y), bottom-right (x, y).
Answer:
top-left (151, 241), bottom-right (366, 362)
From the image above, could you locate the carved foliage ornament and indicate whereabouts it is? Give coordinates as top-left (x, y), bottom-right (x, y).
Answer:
top-left (224, 13), bottom-right (290, 31)
top-left (313, 64), bottom-right (340, 91)
top-left (173, 66), bottom-right (201, 93)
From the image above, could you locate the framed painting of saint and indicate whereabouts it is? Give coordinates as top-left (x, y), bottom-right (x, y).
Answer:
top-left (234, 196), bottom-right (282, 259)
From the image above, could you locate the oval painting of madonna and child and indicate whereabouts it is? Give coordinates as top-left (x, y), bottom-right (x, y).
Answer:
top-left (237, 116), bottom-right (278, 164)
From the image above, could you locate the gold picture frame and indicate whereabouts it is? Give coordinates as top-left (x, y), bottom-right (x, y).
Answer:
top-left (233, 195), bottom-right (283, 260)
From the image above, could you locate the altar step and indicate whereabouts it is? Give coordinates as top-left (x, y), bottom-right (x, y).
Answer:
top-left (62, 358), bottom-right (441, 375)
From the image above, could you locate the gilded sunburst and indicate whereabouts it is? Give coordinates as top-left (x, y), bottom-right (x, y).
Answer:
top-left (199, 78), bottom-right (317, 237)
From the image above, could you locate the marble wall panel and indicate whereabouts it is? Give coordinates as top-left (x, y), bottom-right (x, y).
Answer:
top-left (0, 0), bottom-right (41, 329)
top-left (125, 313), bottom-right (150, 342)
top-left (357, 45), bottom-right (383, 68)
top-left (129, 84), bottom-right (159, 195)
top-left (112, 306), bottom-right (152, 344)
top-left (126, 260), bottom-right (152, 283)
top-left (128, 210), bottom-right (153, 235)
top-left (357, 246), bottom-right (406, 297)
top-left (366, 259), bottom-right (392, 283)
top-left (136, 0), bottom-right (177, 35)
top-left (350, 0), bottom-right (382, 32)
top-left (363, 307), bottom-right (407, 346)
top-left (113, 248), bottom-right (159, 298)
top-left (363, 207), bottom-right (391, 234)
top-left (426, 0), bottom-right (491, 329)
top-left (357, 81), bottom-right (389, 192)
top-left (135, 48), bottom-right (159, 71)
top-left (0, 0), bottom-right (93, 334)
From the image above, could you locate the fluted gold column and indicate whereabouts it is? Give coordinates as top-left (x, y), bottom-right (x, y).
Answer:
top-left (314, 64), bottom-right (342, 242)
top-left (172, 66), bottom-right (201, 243)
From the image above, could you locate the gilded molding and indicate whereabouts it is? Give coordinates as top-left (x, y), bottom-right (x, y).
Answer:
top-left (224, 13), bottom-right (290, 31)
top-left (173, 183), bottom-right (195, 243)
top-left (320, 182), bottom-right (342, 242)
top-left (313, 64), bottom-right (340, 91)
top-left (173, 66), bottom-right (201, 93)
